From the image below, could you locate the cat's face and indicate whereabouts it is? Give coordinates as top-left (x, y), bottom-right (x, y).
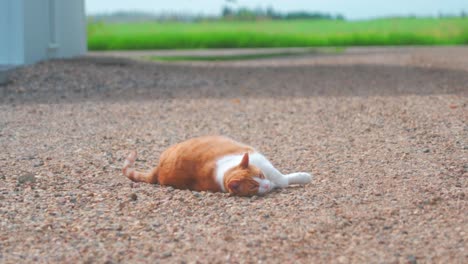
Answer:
top-left (225, 153), bottom-right (273, 196)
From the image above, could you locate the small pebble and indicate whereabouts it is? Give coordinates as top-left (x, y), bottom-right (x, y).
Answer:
top-left (224, 235), bottom-right (234, 242)
top-left (18, 173), bottom-right (36, 184)
top-left (407, 255), bottom-right (417, 264)
top-left (130, 193), bottom-right (138, 201)
top-left (338, 256), bottom-right (347, 263)
top-left (278, 234), bottom-right (288, 240)
top-left (161, 252), bottom-right (172, 258)
top-left (33, 160), bottom-right (44, 167)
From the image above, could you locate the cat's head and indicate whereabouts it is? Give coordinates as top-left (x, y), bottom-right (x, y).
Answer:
top-left (224, 153), bottom-right (272, 196)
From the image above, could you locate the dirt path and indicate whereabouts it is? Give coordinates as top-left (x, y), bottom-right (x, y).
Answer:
top-left (0, 47), bottom-right (467, 263)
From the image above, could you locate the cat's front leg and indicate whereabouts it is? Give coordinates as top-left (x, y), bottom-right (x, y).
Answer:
top-left (250, 153), bottom-right (312, 188)
top-left (267, 172), bottom-right (312, 189)
top-left (285, 172), bottom-right (313, 185)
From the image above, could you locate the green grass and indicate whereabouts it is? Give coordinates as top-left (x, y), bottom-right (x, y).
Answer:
top-left (88, 17), bottom-right (468, 50)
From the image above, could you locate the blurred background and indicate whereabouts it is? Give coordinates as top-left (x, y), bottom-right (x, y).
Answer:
top-left (85, 0), bottom-right (468, 51)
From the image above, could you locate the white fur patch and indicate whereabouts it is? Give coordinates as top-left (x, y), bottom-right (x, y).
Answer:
top-left (254, 177), bottom-right (273, 194)
top-left (215, 154), bottom-right (244, 192)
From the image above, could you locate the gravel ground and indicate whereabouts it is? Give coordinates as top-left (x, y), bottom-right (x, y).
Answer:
top-left (0, 47), bottom-right (467, 263)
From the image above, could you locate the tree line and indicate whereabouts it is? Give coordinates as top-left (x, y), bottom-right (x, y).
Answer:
top-left (88, 7), bottom-right (467, 23)
top-left (221, 6), bottom-right (344, 20)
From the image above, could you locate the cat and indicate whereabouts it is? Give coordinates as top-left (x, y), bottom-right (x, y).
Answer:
top-left (122, 136), bottom-right (312, 196)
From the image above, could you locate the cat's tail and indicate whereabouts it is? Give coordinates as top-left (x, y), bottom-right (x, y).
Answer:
top-left (122, 150), bottom-right (159, 184)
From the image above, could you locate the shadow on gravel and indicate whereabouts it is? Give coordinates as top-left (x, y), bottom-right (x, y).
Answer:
top-left (1, 56), bottom-right (467, 104)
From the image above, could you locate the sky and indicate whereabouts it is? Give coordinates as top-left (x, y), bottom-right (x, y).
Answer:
top-left (85, 0), bottom-right (468, 20)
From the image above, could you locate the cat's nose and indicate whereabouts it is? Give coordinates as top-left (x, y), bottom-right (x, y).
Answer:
top-left (262, 182), bottom-right (270, 189)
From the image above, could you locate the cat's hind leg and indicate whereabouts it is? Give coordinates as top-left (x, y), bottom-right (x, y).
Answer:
top-left (122, 151), bottom-right (159, 184)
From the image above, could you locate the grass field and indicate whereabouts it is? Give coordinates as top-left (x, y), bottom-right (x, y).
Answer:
top-left (87, 17), bottom-right (468, 50)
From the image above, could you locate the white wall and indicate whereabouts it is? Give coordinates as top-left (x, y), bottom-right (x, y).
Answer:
top-left (0, 0), bottom-right (24, 65)
top-left (23, 0), bottom-right (50, 64)
top-left (55, 0), bottom-right (87, 58)
top-left (0, 0), bottom-right (86, 65)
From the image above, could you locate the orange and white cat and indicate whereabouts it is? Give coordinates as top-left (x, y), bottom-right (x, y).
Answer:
top-left (122, 136), bottom-right (312, 196)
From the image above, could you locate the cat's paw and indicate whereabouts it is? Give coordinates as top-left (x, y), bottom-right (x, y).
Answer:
top-left (287, 172), bottom-right (313, 185)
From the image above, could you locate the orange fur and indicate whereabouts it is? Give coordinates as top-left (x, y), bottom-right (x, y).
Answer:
top-left (223, 160), bottom-right (263, 196)
top-left (123, 136), bottom-right (262, 196)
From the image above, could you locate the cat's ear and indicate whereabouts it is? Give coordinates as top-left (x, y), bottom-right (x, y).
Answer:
top-left (228, 180), bottom-right (241, 193)
top-left (239, 153), bottom-right (249, 168)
